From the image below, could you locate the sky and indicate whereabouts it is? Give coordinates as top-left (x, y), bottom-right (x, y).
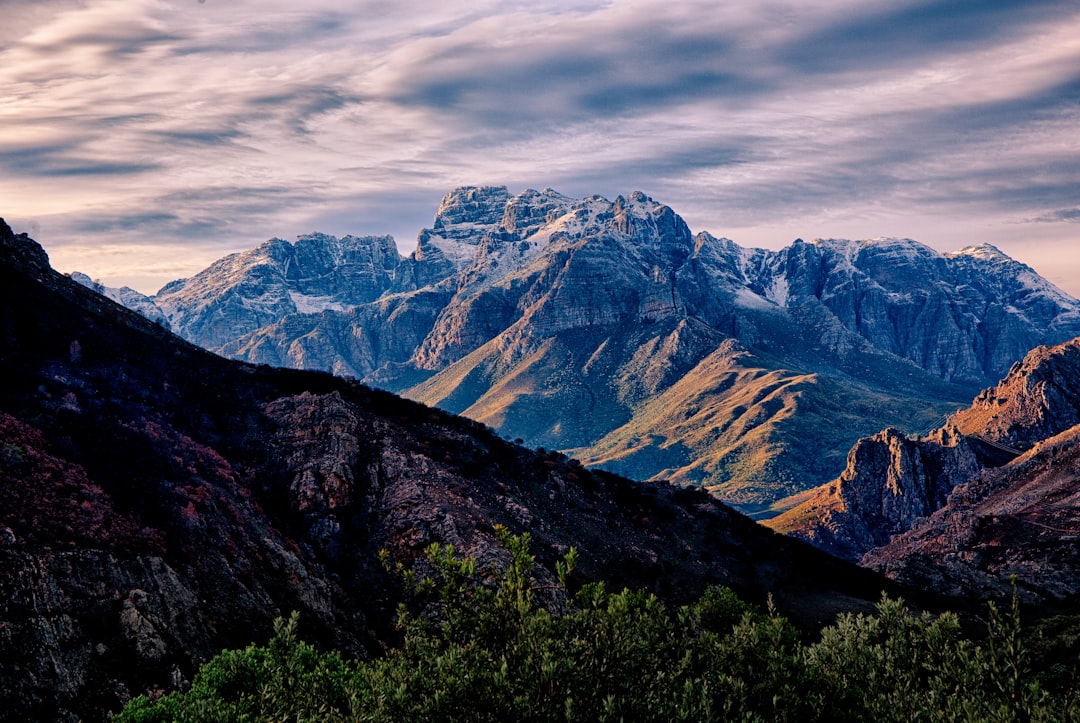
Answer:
top-left (2, 0), bottom-right (1079, 296)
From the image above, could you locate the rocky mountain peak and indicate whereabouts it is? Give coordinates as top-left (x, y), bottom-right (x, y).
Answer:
top-left (863, 420), bottom-right (1080, 604)
top-left (770, 333), bottom-right (1080, 565)
top-left (69, 272), bottom-right (171, 329)
top-left (946, 242), bottom-right (1078, 318)
top-left (413, 186), bottom-right (514, 272)
top-left (604, 192), bottom-right (693, 267)
top-left (947, 243), bottom-right (1010, 262)
top-left (151, 231), bottom-right (407, 349)
top-left (807, 237), bottom-right (944, 280)
top-left (951, 337), bottom-right (1080, 450)
top-left (766, 424), bottom-right (981, 561)
top-left (0, 216), bottom-right (49, 271)
top-left (500, 188), bottom-right (575, 237)
top-left (432, 185), bottom-right (511, 236)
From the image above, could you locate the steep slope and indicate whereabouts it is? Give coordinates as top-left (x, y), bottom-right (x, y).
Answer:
top-left (766, 427), bottom-right (981, 560)
top-left (862, 338), bottom-right (1080, 603)
top-left (863, 423), bottom-right (1080, 604)
top-left (154, 232), bottom-right (407, 349)
top-left (69, 272), bottom-right (170, 329)
top-left (769, 338), bottom-right (1080, 564)
top-left (0, 218), bottom-right (901, 721)
top-left (105, 188), bottom-right (1080, 508)
top-left (949, 338), bottom-right (1080, 449)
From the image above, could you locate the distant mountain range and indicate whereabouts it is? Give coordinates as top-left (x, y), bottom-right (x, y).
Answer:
top-left (80, 186), bottom-right (1080, 514)
top-left (0, 218), bottom-right (906, 721)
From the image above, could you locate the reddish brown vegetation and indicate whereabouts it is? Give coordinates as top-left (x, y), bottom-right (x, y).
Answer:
top-left (0, 412), bottom-right (162, 552)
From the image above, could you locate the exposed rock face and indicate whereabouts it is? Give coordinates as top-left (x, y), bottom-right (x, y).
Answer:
top-left (950, 338), bottom-right (1080, 451)
top-left (858, 338), bottom-right (1080, 603)
top-left (154, 233), bottom-right (406, 348)
top-left (863, 424), bottom-right (1080, 604)
top-left (81, 194), bottom-right (1080, 507)
top-left (766, 427), bottom-right (981, 561)
top-left (0, 222), bottom-right (899, 721)
top-left (770, 336), bottom-right (1080, 574)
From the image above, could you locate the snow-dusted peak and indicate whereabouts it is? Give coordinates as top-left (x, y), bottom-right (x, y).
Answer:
top-left (610, 191), bottom-right (670, 223)
top-left (69, 271), bottom-right (170, 328)
top-left (293, 232), bottom-right (401, 268)
top-left (501, 188), bottom-right (575, 237)
top-left (531, 195), bottom-right (609, 239)
top-left (946, 243), bottom-right (1080, 313)
top-left (946, 243), bottom-right (1010, 263)
top-left (432, 186), bottom-right (510, 235)
top-left (811, 236), bottom-right (938, 258)
top-left (412, 186), bottom-right (517, 269)
top-left (419, 231), bottom-right (482, 268)
top-left (624, 190), bottom-right (657, 212)
top-left (69, 271), bottom-right (98, 289)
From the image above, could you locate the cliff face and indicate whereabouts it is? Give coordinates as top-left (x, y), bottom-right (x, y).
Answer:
top-left (860, 339), bottom-right (1080, 604)
top-left (770, 336), bottom-right (1080, 597)
top-left (0, 218), bottom-right (896, 721)
top-left (766, 427), bottom-right (981, 561)
top-left (153, 232), bottom-right (406, 349)
top-left (949, 338), bottom-right (1080, 450)
top-left (862, 424), bottom-right (1080, 605)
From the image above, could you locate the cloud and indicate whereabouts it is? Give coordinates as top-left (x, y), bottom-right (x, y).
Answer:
top-left (1029, 208), bottom-right (1080, 223)
top-left (778, 0), bottom-right (1073, 74)
top-left (1, 0), bottom-right (1078, 295)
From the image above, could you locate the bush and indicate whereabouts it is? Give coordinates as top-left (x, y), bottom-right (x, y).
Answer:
top-left (117, 535), bottom-right (1079, 722)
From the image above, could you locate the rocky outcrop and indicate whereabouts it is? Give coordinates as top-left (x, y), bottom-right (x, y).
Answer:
top-left (0, 223), bottom-right (902, 721)
top-left (770, 335), bottom-right (1080, 580)
top-left (950, 338), bottom-right (1080, 451)
top-left (766, 427), bottom-right (980, 561)
top-left (69, 272), bottom-right (170, 329)
top-left (0, 216), bottom-right (49, 269)
top-left (154, 233), bottom-right (406, 348)
top-left (863, 424), bottom-right (1080, 604)
top-left (856, 338), bottom-right (1080, 603)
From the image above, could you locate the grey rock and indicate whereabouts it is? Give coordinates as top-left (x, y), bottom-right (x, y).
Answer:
top-left (772, 336), bottom-right (1080, 565)
top-left (69, 272), bottom-right (171, 329)
top-left (767, 426), bottom-right (981, 561)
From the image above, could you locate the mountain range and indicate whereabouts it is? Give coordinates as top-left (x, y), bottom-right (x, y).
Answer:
top-left (0, 218), bottom-right (910, 721)
top-left (8, 192), bottom-right (1080, 716)
top-left (83, 186), bottom-right (1080, 514)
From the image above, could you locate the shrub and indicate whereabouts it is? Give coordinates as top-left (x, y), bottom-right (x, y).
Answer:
top-left (118, 539), bottom-right (1079, 722)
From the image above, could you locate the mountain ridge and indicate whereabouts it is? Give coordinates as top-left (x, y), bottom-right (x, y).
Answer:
top-left (69, 187), bottom-right (1080, 507)
top-left (768, 336), bottom-right (1080, 605)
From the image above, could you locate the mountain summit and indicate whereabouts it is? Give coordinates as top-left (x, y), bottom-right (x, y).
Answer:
top-left (81, 188), bottom-right (1080, 508)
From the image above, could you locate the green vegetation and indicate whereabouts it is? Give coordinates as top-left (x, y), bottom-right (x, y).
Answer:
top-left (118, 529), bottom-right (1078, 722)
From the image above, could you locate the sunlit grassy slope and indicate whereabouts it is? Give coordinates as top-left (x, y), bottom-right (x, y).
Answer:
top-left (407, 314), bottom-right (969, 510)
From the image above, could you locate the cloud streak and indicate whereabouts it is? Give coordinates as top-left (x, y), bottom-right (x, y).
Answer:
top-left (1, 0), bottom-right (1078, 295)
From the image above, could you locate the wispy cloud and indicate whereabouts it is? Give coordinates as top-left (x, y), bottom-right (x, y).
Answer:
top-left (1, 0), bottom-right (1078, 294)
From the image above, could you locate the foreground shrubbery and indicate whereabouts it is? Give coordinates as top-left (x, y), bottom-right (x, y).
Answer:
top-left (118, 528), bottom-right (1077, 722)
